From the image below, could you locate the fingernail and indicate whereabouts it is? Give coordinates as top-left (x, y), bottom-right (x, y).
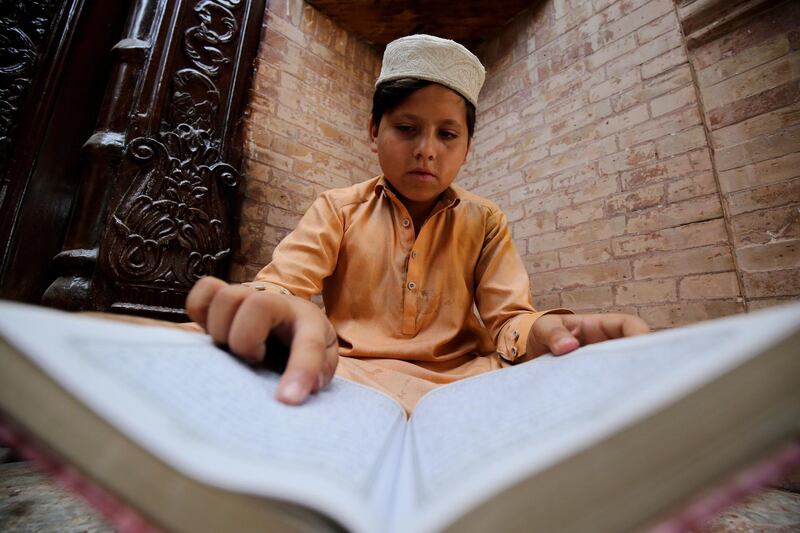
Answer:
top-left (555, 337), bottom-right (578, 354)
top-left (278, 380), bottom-right (306, 404)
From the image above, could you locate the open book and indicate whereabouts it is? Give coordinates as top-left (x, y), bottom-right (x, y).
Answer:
top-left (0, 301), bottom-right (799, 533)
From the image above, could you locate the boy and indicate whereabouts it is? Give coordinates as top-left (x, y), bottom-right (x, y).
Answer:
top-left (186, 35), bottom-right (649, 413)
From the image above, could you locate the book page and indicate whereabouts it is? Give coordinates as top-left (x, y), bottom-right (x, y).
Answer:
top-left (0, 303), bottom-right (406, 533)
top-left (400, 304), bottom-right (800, 532)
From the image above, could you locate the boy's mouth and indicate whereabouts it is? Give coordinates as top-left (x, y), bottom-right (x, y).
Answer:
top-left (408, 168), bottom-right (437, 180)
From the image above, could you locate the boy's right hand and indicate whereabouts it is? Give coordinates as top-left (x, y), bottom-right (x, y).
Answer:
top-left (186, 276), bottom-right (339, 405)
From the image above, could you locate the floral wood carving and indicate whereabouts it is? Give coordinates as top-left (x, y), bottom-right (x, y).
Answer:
top-left (0, 0), bottom-right (57, 165)
top-left (102, 0), bottom-right (242, 290)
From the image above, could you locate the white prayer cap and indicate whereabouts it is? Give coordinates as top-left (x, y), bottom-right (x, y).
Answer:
top-left (376, 34), bottom-right (486, 108)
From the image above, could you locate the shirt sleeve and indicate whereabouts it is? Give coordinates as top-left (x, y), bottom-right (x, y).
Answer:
top-left (242, 193), bottom-right (344, 300)
top-left (474, 207), bottom-right (571, 362)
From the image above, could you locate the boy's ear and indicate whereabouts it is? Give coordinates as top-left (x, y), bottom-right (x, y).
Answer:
top-left (368, 115), bottom-right (379, 153)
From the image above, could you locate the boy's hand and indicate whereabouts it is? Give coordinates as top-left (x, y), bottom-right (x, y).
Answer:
top-left (527, 313), bottom-right (650, 357)
top-left (186, 276), bottom-right (338, 405)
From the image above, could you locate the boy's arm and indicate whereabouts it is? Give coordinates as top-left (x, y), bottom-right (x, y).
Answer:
top-left (520, 312), bottom-right (650, 362)
top-left (474, 208), bottom-right (648, 363)
top-left (242, 192), bottom-right (344, 299)
top-left (185, 193), bottom-right (345, 405)
top-left (186, 276), bottom-right (338, 405)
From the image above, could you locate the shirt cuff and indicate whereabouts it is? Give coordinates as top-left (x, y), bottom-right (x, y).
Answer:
top-left (498, 308), bottom-right (573, 363)
top-left (240, 280), bottom-right (293, 296)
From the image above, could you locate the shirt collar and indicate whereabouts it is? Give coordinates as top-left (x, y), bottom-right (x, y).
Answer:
top-left (373, 175), bottom-right (461, 209)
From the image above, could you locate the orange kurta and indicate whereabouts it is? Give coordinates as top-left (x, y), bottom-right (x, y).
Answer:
top-left (246, 176), bottom-right (569, 413)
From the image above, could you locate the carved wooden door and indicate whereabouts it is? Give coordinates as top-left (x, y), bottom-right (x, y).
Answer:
top-left (1, 0), bottom-right (267, 321)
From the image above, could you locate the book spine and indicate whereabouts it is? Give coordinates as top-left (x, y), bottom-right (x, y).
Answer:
top-left (651, 439), bottom-right (800, 532)
top-left (0, 412), bottom-right (160, 533)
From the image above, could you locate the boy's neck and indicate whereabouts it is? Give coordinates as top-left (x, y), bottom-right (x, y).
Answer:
top-left (384, 180), bottom-right (441, 235)
top-left (405, 199), bottom-right (438, 235)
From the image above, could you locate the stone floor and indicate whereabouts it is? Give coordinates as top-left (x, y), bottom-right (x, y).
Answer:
top-left (1, 450), bottom-right (799, 532)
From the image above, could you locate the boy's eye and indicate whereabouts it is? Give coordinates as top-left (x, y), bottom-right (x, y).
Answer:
top-left (439, 130), bottom-right (458, 140)
top-left (395, 124), bottom-right (415, 133)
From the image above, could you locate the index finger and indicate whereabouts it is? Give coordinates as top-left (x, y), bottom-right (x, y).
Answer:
top-left (577, 313), bottom-right (650, 339)
top-left (185, 276), bottom-right (228, 330)
top-left (276, 316), bottom-right (338, 405)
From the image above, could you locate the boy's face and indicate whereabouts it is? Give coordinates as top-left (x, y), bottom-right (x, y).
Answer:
top-left (369, 84), bottom-right (470, 211)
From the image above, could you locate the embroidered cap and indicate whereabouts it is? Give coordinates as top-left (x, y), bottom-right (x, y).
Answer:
top-left (376, 34), bottom-right (486, 108)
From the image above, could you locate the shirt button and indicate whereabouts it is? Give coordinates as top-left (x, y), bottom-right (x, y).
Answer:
top-left (511, 347), bottom-right (518, 357)
top-left (513, 330), bottom-right (519, 340)
top-left (411, 251), bottom-right (417, 259)
top-left (280, 288), bottom-right (290, 295)
top-left (401, 218), bottom-right (411, 228)
top-left (407, 281), bottom-right (416, 290)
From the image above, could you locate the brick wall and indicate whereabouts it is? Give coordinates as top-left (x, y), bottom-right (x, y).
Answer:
top-left (464, 0), bottom-right (799, 328)
top-left (678, 0), bottom-right (800, 312)
top-left (235, 0), bottom-right (798, 328)
top-left (229, 0), bottom-right (381, 282)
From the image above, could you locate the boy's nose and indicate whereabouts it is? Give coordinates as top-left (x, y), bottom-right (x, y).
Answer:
top-left (414, 131), bottom-right (436, 161)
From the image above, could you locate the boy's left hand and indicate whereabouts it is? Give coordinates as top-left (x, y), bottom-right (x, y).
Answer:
top-left (527, 313), bottom-right (650, 357)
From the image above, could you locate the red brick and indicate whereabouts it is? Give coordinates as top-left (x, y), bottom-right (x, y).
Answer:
top-left (633, 244), bottom-right (734, 279)
top-left (714, 124), bottom-right (800, 171)
top-left (667, 172), bottom-right (718, 203)
top-left (590, 69), bottom-right (640, 103)
top-left (730, 205), bottom-right (800, 246)
top-left (637, 12), bottom-right (679, 43)
top-left (621, 154), bottom-right (693, 188)
top-left (626, 195), bottom-right (722, 233)
top-left (679, 272), bottom-right (741, 299)
top-left (602, 0), bottom-right (674, 44)
top-left (689, 1), bottom-right (800, 69)
top-left (550, 163), bottom-right (598, 190)
top-left (749, 297), bottom-right (800, 311)
top-left (704, 52), bottom-right (800, 111)
top-left (613, 219), bottom-right (728, 256)
top-left (606, 28), bottom-right (682, 78)
top-left (596, 103), bottom-right (650, 137)
top-left (561, 286), bottom-right (614, 309)
top-left (610, 64), bottom-right (693, 112)
top-left (523, 250), bottom-right (560, 274)
top-left (605, 183), bottom-right (665, 215)
top-left (513, 212), bottom-right (557, 239)
top-left (586, 33), bottom-right (638, 70)
top-left (696, 33), bottom-right (791, 89)
top-left (742, 267), bottom-right (800, 298)
top-left (655, 124), bottom-right (707, 158)
top-left (617, 106), bottom-right (702, 148)
top-left (473, 172), bottom-right (526, 199)
top-left (736, 240), bottom-right (800, 272)
top-left (510, 179), bottom-right (554, 205)
top-left (266, 205), bottom-right (302, 230)
top-left (568, 173), bottom-right (620, 204)
top-left (638, 300), bottom-right (743, 328)
top-left (641, 45), bottom-right (689, 79)
top-left (533, 292), bottom-right (563, 310)
top-left (615, 279), bottom-right (676, 305)
top-left (707, 80), bottom-right (800, 129)
top-left (529, 216), bottom-right (626, 253)
top-left (718, 151), bottom-right (800, 193)
top-left (597, 143), bottom-right (658, 175)
top-left (527, 135), bottom-right (618, 180)
top-left (711, 100), bottom-right (800, 149)
top-left (228, 261), bottom-right (266, 284)
top-left (559, 240), bottom-right (614, 268)
top-left (532, 259), bottom-right (632, 291)
top-left (557, 199), bottom-right (605, 228)
top-left (650, 85), bottom-right (697, 117)
top-left (726, 178), bottom-right (800, 216)
top-left (547, 100), bottom-right (613, 139)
